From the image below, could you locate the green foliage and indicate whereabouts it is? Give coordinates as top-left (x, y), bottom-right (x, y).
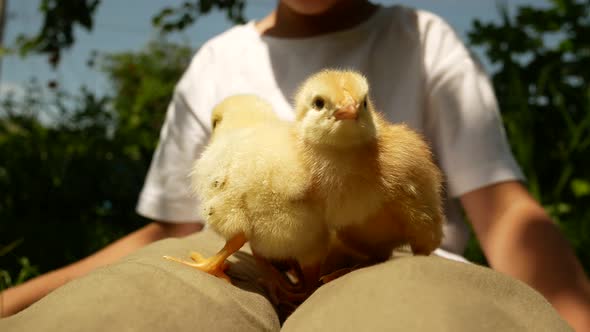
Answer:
top-left (0, 257), bottom-right (40, 290)
top-left (152, 0), bottom-right (246, 32)
top-left (11, 0), bottom-right (244, 66)
top-left (465, 0), bottom-right (590, 271)
top-left (0, 240), bottom-right (39, 291)
top-left (15, 0), bottom-right (100, 67)
top-left (0, 40), bottom-right (193, 283)
top-left (101, 41), bottom-right (193, 155)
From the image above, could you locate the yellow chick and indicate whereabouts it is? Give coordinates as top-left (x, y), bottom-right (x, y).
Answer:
top-left (165, 94), bottom-right (329, 284)
top-left (209, 94), bottom-right (278, 140)
top-left (294, 69), bottom-right (444, 268)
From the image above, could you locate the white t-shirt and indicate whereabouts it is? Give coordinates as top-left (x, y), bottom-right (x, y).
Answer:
top-left (136, 5), bottom-right (524, 255)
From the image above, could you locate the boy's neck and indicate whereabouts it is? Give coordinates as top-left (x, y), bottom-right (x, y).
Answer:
top-left (256, 0), bottom-right (378, 38)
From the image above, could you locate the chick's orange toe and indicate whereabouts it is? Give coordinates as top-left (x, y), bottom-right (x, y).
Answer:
top-left (163, 254), bottom-right (232, 283)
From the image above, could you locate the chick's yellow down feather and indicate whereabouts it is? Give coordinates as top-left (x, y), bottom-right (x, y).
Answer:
top-left (210, 94), bottom-right (277, 139)
top-left (194, 122), bottom-right (329, 264)
top-left (294, 69), bottom-right (444, 262)
top-left (165, 94), bottom-right (329, 283)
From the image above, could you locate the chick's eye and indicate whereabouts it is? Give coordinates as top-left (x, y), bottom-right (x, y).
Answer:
top-left (212, 119), bottom-right (219, 129)
top-left (312, 97), bottom-right (325, 110)
top-left (362, 98), bottom-right (367, 108)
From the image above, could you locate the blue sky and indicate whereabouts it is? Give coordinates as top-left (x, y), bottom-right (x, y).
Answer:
top-left (0, 0), bottom-right (551, 98)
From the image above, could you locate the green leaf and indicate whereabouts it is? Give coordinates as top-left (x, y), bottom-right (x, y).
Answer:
top-left (0, 239), bottom-right (24, 257)
top-left (545, 202), bottom-right (572, 216)
top-left (571, 179), bottom-right (590, 197)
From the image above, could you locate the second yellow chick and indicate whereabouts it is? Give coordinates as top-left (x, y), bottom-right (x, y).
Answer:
top-left (293, 70), bottom-right (445, 266)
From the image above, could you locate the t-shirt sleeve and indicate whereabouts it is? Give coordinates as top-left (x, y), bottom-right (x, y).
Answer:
top-left (135, 47), bottom-right (215, 222)
top-left (419, 11), bottom-right (525, 197)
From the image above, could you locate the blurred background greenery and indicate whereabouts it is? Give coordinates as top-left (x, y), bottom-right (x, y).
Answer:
top-left (1, 0), bottom-right (589, 291)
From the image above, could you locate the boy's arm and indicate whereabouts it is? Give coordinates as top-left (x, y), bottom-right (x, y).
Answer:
top-left (0, 221), bottom-right (203, 317)
top-left (461, 180), bottom-right (590, 332)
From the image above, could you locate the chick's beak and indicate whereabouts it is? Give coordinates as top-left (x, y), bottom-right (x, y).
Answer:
top-left (334, 103), bottom-right (359, 120)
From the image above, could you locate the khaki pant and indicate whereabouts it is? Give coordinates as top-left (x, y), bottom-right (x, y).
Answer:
top-left (0, 229), bottom-right (572, 331)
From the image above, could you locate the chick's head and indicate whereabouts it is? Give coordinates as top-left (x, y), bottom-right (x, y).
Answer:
top-left (210, 94), bottom-right (277, 139)
top-left (294, 70), bottom-right (377, 147)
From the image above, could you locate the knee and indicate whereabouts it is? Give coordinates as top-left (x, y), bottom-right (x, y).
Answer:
top-left (283, 257), bottom-right (571, 331)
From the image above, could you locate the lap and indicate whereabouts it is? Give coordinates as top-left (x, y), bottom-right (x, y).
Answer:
top-left (0, 229), bottom-right (572, 331)
top-left (0, 229), bottom-right (280, 332)
top-left (284, 255), bottom-right (572, 331)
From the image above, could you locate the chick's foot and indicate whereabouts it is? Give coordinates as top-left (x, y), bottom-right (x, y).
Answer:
top-left (255, 257), bottom-right (321, 321)
top-left (164, 233), bottom-right (247, 284)
top-left (164, 252), bottom-right (232, 283)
